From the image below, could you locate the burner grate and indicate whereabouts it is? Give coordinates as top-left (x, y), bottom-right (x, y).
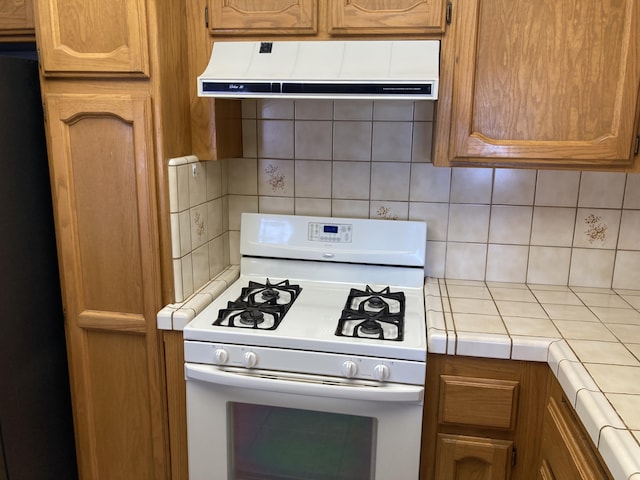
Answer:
top-left (335, 286), bottom-right (405, 341)
top-left (213, 279), bottom-right (302, 330)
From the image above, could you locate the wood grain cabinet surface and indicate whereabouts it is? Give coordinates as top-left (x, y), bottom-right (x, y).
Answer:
top-left (421, 354), bottom-right (549, 480)
top-left (0, 0), bottom-right (34, 36)
top-left (44, 94), bottom-right (168, 480)
top-left (434, 0), bottom-right (640, 170)
top-left (207, 0), bottom-right (446, 37)
top-left (34, 0), bottom-right (149, 75)
top-left (538, 373), bottom-right (613, 480)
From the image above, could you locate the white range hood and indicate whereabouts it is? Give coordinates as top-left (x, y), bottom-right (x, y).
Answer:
top-left (197, 40), bottom-right (439, 100)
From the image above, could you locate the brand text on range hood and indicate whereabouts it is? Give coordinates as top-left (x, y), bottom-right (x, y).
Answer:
top-left (198, 40), bottom-right (440, 101)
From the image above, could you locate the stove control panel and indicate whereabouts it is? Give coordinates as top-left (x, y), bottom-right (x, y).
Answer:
top-left (185, 341), bottom-right (425, 385)
top-left (308, 222), bottom-right (352, 243)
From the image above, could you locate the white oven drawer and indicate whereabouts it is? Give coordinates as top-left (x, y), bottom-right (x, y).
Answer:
top-left (185, 362), bottom-right (424, 480)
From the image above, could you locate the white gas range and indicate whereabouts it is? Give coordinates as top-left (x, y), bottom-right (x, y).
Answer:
top-left (183, 213), bottom-right (428, 480)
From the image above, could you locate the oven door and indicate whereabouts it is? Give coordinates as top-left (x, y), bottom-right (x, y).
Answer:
top-left (185, 363), bottom-right (424, 480)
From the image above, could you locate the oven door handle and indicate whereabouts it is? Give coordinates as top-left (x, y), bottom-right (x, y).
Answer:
top-left (185, 363), bottom-right (423, 403)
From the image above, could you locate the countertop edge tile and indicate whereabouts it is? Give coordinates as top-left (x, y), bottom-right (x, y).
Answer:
top-left (598, 427), bottom-right (640, 480)
top-left (548, 339), bottom-right (579, 375)
top-left (556, 358), bottom-right (601, 407)
top-left (510, 336), bottom-right (555, 362)
top-left (575, 389), bottom-right (627, 448)
top-left (455, 331), bottom-right (512, 359)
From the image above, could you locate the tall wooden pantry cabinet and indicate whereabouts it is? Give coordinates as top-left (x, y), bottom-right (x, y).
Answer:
top-left (33, 0), bottom-right (240, 478)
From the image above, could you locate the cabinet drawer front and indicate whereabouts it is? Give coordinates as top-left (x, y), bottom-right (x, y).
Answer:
top-left (438, 375), bottom-right (519, 429)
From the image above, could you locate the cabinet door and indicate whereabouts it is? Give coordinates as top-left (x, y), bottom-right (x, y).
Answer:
top-left (435, 0), bottom-right (640, 169)
top-left (0, 0), bottom-right (33, 33)
top-left (435, 434), bottom-right (513, 480)
top-left (45, 94), bottom-right (168, 480)
top-left (35, 0), bottom-right (149, 75)
top-left (208, 0), bottom-right (318, 35)
top-left (329, 0), bottom-right (445, 34)
top-left (539, 396), bottom-right (611, 480)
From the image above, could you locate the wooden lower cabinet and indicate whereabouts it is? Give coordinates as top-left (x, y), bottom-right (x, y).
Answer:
top-left (421, 354), bottom-right (549, 480)
top-left (538, 374), bottom-right (613, 480)
top-left (45, 93), bottom-right (169, 479)
top-left (422, 355), bottom-right (615, 480)
top-left (0, 0), bottom-right (34, 37)
top-left (436, 433), bottom-right (513, 480)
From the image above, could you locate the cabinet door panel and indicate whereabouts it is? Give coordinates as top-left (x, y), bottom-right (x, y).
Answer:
top-left (35, 0), bottom-right (149, 75)
top-left (45, 94), bottom-right (167, 479)
top-left (435, 434), bottom-right (512, 480)
top-left (436, 0), bottom-right (640, 168)
top-left (209, 0), bottom-right (318, 35)
top-left (0, 0), bottom-right (33, 32)
top-left (329, 0), bottom-right (445, 34)
top-left (539, 396), bottom-right (610, 480)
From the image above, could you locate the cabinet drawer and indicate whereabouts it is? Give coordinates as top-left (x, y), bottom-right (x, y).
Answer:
top-left (438, 375), bottom-right (519, 429)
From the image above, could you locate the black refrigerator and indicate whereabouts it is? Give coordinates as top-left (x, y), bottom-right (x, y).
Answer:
top-left (0, 46), bottom-right (78, 480)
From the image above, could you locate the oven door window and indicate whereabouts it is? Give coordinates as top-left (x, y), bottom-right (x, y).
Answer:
top-left (229, 402), bottom-right (376, 480)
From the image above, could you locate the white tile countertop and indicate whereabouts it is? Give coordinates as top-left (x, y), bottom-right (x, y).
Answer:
top-left (425, 277), bottom-right (640, 480)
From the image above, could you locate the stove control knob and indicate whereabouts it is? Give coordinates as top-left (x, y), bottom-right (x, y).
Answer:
top-left (243, 351), bottom-right (258, 368)
top-left (341, 360), bottom-right (358, 378)
top-left (214, 348), bottom-right (229, 365)
top-left (373, 364), bottom-right (390, 382)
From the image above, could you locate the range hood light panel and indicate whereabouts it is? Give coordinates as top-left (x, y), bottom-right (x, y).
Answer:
top-left (198, 40), bottom-right (440, 101)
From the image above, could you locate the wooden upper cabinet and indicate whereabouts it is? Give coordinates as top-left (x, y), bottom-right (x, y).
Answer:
top-left (0, 0), bottom-right (34, 34)
top-left (208, 0), bottom-right (318, 35)
top-left (434, 0), bottom-right (640, 170)
top-left (329, 0), bottom-right (446, 35)
top-left (34, 0), bottom-right (149, 75)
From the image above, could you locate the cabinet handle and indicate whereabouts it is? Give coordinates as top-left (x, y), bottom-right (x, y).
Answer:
top-left (446, 2), bottom-right (453, 25)
top-left (634, 135), bottom-right (639, 156)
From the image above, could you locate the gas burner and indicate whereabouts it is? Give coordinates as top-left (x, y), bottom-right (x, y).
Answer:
top-left (213, 279), bottom-right (302, 330)
top-left (240, 279), bottom-right (302, 307)
top-left (335, 286), bottom-right (405, 341)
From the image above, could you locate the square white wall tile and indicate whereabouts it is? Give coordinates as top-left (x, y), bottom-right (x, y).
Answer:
top-left (332, 162), bottom-right (371, 199)
top-left (569, 249), bottom-right (616, 288)
top-left (485, 244), bottom-right (529, 283)
top-left (578, 171), bottom-right (626, 208)
top-left (527, 246), bottom-right (571, 285)
top-left (295, 100), bottom-right (333, 120)
top-left (409, 202), bottom-right (449, 241)
top-left (450, 168), bottom-right (493, 204)
top-left (613, 251), bottom-right (640, 290)
top-left (370, 201), bottom-right (408, 220)
top-left (333, 121), bottom-right (372, 161)
top-left (295, 160), bottom-right (332, 198)
top-left (295, 121), bottom-right (333, 160)
top-left (489, 205), bottom-right (532, 244)
top-left (448, 204), bottom-right (490, 242)
top-left (624, 174), bottom-right (640, 208)
top-left (573, 208), bottom-right (621, 249)
top-left (258, 120), bottom-right (294, 158)
top-left (492, 169), bottom-right (536, 205)
top-left (531, 207), bottom-right (576, 247)
top-left (295, 198), bottom-right (332, 216)
top-left (371, 121), bottom-right (413, 162)
top-left (409, 163), bottom-right (451, 202)
top-left (535, 170), bottom-right (580, 207)
top-left (411, 121), bottom-right (433, 162)
top-left (370, 162), bottom-right (410, 201)
top-left (258, 159), bottom-right (295, 197)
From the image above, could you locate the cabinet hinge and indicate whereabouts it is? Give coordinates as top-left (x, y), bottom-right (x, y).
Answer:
top-left (634, 135), bottom-right (640, 156)
top-left (446, 2), bottom-right (453, 25)
top-left (511, 447), bottom-right (517, 467)
top-left (204, 5), bottom-right (209, 28)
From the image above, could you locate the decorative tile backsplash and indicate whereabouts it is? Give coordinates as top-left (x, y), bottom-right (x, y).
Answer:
top-left (167, 155), bottom-right (229, 302)
top-left (168, 99), bottom-right (640, 302)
